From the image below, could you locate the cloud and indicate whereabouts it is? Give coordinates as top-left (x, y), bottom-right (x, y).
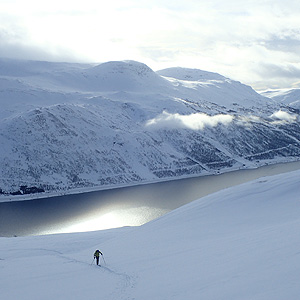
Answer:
top-left (0, 16), bottom-right (84, 62)
top-left (258, 63), bottom-right (300, 80)
top-left (252, 62), bottom-right (300, 90)
top-left (1, 0), bottom-right (300, 89)
top-left (261, 34), bottom-right (300, 54)
top-left (0, 33), bottom-right (78, 62)
top-left (270, 110), bottom-right (297, 123)
top-left (146, 111), bottom-right (234, 130)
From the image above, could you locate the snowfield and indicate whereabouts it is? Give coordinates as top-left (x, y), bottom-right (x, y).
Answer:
top-left (1, 169), bottom-right (300, 300)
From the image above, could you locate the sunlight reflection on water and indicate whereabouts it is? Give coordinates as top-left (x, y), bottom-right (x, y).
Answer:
top-left (1, 160), bottom-right (300, 237)
top-left (61, 207), bottom-right (169, 234)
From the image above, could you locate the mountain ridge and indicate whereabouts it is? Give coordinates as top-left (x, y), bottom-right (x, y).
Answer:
top-left (261, 88), bottom-right (300, 109)
top-left (0, 58), bottom-right (299, 194)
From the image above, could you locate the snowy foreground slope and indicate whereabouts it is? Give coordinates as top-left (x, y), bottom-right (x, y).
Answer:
top-left (1, 170), bottom-right (300, 300)
top-left (0, 58), bottom-right (300, 194)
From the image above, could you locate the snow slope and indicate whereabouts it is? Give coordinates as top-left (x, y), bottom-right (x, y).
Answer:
top-left (261, 88), bottom-right (300, 109)
top-left (1, 58), bottom-right (300, 194)
top-left (1, 169), bottom-right (300, 300)
top-left (158, 67), bottom-right (269, 108)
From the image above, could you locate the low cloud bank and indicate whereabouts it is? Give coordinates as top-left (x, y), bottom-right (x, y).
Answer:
top-left (270, 110), bottom-right (297, 123)
top-left (146, 111), bottom-right (234, 130)
top-left (146, 110), bottom-right (298, 131)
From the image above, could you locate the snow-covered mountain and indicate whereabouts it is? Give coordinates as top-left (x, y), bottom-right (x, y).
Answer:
top-left (1, 169), bottom-right (300, 299)
top-left (0, 58), bottom-right (300, 194)
top-left (261, 88), bottom-right (300, 109)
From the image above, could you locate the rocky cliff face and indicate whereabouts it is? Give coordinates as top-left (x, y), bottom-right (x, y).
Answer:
top-left (0, 59), bottom-right (299, 193)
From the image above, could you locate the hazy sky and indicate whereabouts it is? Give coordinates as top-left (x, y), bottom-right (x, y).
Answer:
top-left (1, 0), bottom-right (300, 90)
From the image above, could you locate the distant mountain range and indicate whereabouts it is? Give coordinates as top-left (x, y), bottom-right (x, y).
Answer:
top-left (261, 88), bottom-right (300, 109)
top-left (0, 58), bottom-right (299, 194)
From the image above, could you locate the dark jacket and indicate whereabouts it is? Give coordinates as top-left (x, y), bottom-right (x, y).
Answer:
top-left (94, 250), bottom-right (102, 258)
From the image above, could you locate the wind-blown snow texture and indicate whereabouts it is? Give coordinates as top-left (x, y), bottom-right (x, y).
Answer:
top-left (1, 170), bottom-right (300, 300)
top-left (0, 58), bottom-right (300, 193)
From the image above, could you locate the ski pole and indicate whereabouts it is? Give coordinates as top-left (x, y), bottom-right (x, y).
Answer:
top-left (102, 254), bottom-right (107, 265)
top-left (91, 257), bottom-right (95, 265)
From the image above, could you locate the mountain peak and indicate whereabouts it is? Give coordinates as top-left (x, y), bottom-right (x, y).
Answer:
top-left (84, 60), bottom-right (169, 92)
top-left (88, 60), bottom-right (154, 77)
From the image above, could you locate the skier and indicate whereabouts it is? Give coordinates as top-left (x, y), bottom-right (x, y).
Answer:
top-left (93, 249), bottom-right (103, 266)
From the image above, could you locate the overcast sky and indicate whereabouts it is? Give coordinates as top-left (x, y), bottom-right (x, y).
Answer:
top-left (1, 0), bottom-right (300, 90)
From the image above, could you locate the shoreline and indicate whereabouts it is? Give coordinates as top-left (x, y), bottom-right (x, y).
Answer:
top-left (1, 158), bottom-right (300, 204)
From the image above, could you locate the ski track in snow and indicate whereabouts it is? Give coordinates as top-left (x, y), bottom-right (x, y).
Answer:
top-left (1, 244), bottom-right (136, 300)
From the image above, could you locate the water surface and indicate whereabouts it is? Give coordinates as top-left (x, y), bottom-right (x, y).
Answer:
top-left (1, 161), bottom-right (300, 237)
